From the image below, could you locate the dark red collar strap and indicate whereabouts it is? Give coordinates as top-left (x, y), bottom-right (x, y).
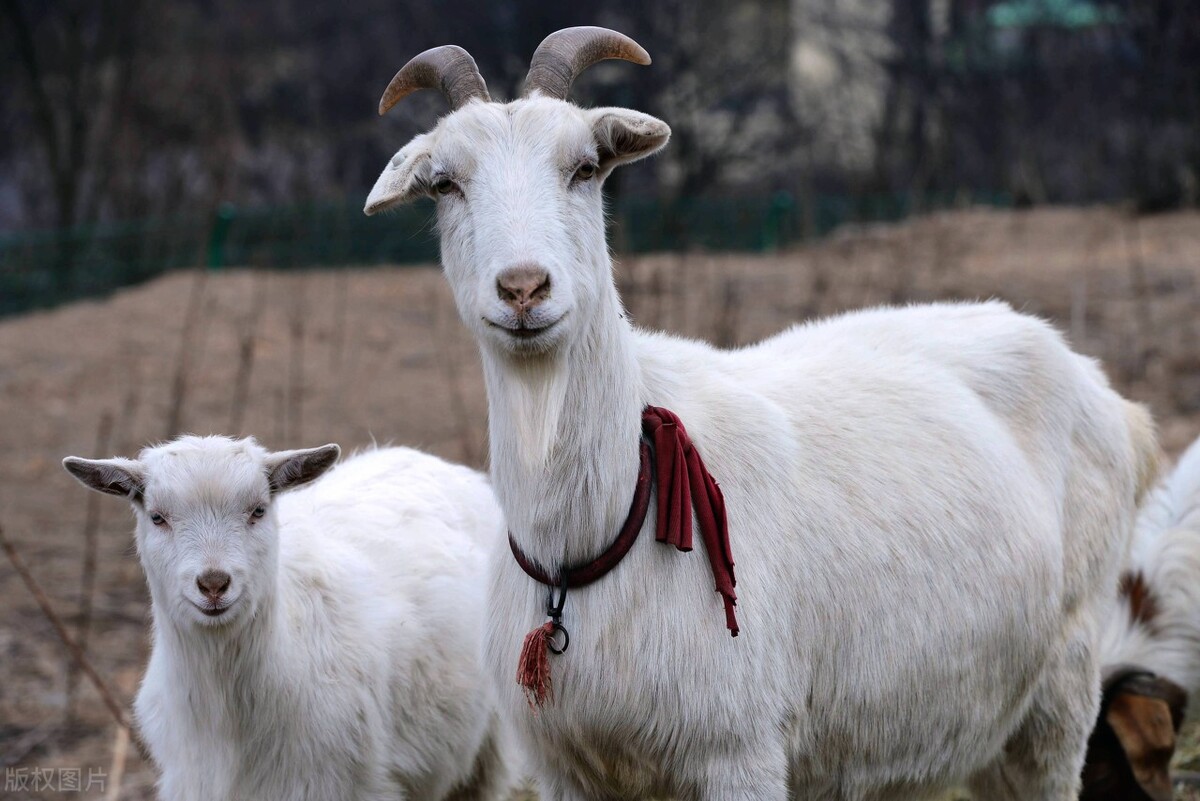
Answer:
top-left (642, 405), bottom-right (738, 636)
top-left (511, 440), bottom-right (652, 709)
top-left (508, 440), bottom-right (653, 588)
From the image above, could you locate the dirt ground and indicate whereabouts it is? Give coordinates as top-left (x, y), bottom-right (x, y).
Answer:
top-left (1, 206), bottom-right (1198, 800)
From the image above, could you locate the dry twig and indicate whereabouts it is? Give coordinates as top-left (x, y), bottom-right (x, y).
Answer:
top-left (0, 522), bottom-right (129, 730)
top-left (67, 411), bottom-right (114, 721)
top-left (165, 269), bottom-right (208, 437)
top-left (1124, 217), bottom-right (1159, 381)
top-left (104, 723), bottom-right (131, 801)
top-left (112, 358), bottom-right (144, 454)
top-left (286, 277), bottom-right (308, 442)
top-left (228, 270), bottom-right (268, 433)
top-left (0, 717), bottom-right (59, 768)
top-left (713, 274), bottom-right (740, 348)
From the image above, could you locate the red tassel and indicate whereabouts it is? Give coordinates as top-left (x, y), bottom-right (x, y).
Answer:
top-left (516, 621), bottom-right (556, 709)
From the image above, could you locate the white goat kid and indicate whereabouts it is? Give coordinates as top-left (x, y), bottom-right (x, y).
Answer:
top-left (366, 28), bottom-right (1158, 801)
top-left (64, 436), bottom-right (512, 801)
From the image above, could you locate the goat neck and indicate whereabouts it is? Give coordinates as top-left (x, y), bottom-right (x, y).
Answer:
top-left (482, 276), bottom-right (643, 571)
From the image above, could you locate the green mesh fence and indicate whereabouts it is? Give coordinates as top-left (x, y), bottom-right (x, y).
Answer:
top-left (0, 191), bottom-right (1010, 317)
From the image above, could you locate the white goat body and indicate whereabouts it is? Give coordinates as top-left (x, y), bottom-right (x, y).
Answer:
top-left (66, 438), bottom-right (512, 801)
top-left (480, 301), bottom-right (1155, 801)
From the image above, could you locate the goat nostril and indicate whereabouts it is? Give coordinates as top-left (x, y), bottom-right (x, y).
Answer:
top-left (496, 264), bottom-right (551, 309)
top-left (197, 569), bottom-right (232, 598)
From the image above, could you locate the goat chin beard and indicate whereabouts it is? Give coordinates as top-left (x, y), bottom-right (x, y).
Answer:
top-left (499, 354), bottom-right (569, 470)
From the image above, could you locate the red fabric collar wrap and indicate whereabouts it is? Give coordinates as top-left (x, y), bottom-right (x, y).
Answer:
top-left (511, 405), bottom-right (738, 708)
top-left (508, 405), bottom-right (739, 634)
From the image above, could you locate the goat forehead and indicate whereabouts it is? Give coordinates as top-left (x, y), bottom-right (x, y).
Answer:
top-left (140, 434), bottom-right (266, 463)
top-left (437, 99), bottom-right (591, 167)
top-left (141, 443), bottom-right (268, 513)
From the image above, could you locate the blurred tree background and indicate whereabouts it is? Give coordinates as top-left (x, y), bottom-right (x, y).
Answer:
top-left (0, 0), bottom-right (1196, 298)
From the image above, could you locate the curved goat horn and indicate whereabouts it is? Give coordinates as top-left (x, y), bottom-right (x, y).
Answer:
top-left (378, 45), bottom-right (490, 116)
top-left (522, 26), bottom-right (650, 101)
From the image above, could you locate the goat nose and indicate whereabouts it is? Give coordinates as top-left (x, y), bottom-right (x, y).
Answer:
top-left (496, 264), bottom-right (551, 314)
top-left (197, 569), bottom-right (231, 600)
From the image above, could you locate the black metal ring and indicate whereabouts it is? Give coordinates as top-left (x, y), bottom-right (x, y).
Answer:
top-left (547, 621), bottom-right (570, 654)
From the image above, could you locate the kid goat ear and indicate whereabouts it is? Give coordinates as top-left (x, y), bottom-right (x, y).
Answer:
top-left (265, 444), bottom-right (341, 493)
top-left (62, 456), bottom-right (145, 502)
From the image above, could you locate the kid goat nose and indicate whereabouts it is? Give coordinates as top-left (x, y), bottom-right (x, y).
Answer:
top-left (197, 569), bottom-right (231, 601)
top-left (496, 264), bottom-right (551, 315)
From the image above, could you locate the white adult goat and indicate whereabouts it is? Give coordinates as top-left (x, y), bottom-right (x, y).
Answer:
top-left (1082, 434), bottom-right (1200, 800)
top-left (63, 436), bottom-right (513, 801)
top-left (365, 27), bottom-right (1158, 801)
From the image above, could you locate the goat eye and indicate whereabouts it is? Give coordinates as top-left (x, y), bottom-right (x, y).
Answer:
top-left (250, 506), bottom-right (266, 520)
top-left (432, 177), bottom-right (457, 196)
top-left (573, 162), bottom-right (597, 182)
top-left (150, 512), bottom-right (167, 526)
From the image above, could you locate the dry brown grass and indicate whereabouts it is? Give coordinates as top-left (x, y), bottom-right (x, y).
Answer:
top-left (1, 206), bottom-right (1198, 799)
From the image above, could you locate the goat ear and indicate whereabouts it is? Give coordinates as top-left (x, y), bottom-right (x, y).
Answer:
top-left (590, 108), bottom-right (670, 174)
top-left (63, 457), bottom-right (145, 502)
top-left (364, 134), bottom-right (433, 215)
top-left (265, 444), bottom-right (340, 493)
top-left (1105, 689), bottom-right (1180, 801)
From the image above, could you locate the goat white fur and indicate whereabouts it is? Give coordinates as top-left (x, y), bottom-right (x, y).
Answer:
top-left (1101, 433), bottom-right (1200, 714)
top-left (366, 40), bottom-right (1158, 801)
top-left (63, 437), bottom-right (513, 801)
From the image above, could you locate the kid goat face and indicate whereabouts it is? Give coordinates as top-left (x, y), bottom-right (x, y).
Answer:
top-left (63, 437), bottom-right (339, 628)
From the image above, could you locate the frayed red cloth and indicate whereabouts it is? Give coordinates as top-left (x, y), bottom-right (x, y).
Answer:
top-left (517, 622), bottom-right (556, 708)
top-left (642, 405), bottom-right (739, 636)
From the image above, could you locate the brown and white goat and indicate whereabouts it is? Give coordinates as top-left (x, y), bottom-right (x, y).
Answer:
top-left (1087, 434), bottom-right (1200, 800)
